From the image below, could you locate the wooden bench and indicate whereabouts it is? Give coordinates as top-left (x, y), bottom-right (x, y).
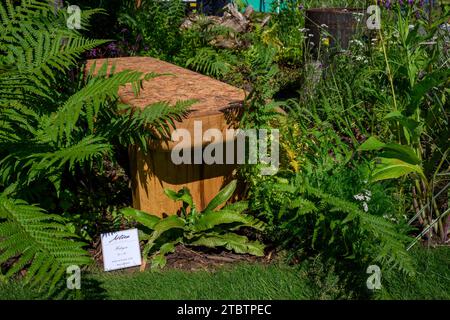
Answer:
top-left (86, 57), bottom-right (246, 216)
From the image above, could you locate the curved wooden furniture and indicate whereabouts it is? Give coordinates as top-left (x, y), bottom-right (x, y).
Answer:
top-left (86, 57), bottom-right (246, 216)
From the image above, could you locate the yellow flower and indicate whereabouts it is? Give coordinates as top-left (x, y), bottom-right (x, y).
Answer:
top-left (322, 37), bottom-right (330, 46)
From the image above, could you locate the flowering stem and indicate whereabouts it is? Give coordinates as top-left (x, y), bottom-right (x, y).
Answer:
top-left (378, 26), bottom-right (398, 112)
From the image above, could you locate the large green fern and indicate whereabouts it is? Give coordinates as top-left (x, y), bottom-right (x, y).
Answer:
top-left (0, 0), bottom-right (192, 292)
top-left (0, 1), bottom-right (192, 193)
top-left (0, 193), bottom-right (91, 293)
top-left (186, 47), bottom-right (236, 78)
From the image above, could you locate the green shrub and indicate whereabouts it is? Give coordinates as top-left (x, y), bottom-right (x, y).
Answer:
top-left (122, 180), bottom-right (266, 270)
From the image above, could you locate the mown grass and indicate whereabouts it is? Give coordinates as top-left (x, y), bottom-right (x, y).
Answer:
top-left (374, 246), bottom-right (450, 300)
top-left (0, 246), bottom-right (448, 300)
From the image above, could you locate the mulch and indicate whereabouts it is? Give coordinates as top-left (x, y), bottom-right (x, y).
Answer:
top-left (164, 244), bottom-right (275, 271)
top-left (91, 241), bottom-right (277, 273)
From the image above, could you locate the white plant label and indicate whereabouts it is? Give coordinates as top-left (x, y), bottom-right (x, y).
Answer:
top-left (101, 229), bottom-right (142, 272)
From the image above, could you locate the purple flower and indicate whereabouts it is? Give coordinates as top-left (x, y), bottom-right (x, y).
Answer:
top-left (107, 42), bottom-right (117, 50)
top-left (106, 42), bottom-right (119, 56)
top-left (384, 0), bottom-right (391, 9)
top-left (298, 4), bottom-right (304, 10)
top-left (407, 0), bottom-right (414, 5)
top-left (88, 48), bottom-right (98, 58)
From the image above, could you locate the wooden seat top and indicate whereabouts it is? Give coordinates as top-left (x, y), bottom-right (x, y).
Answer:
top-left (86, 57), bottom-right (245, 117)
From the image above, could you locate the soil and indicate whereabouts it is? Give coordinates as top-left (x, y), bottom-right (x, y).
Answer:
top-left (91, 242), bottom-right (277, 273)
top-left (163, 244), bottom-right (276, 271)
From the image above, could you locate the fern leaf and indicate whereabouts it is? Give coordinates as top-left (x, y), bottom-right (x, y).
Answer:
top-left (0, 195), bottom-right (91, 293)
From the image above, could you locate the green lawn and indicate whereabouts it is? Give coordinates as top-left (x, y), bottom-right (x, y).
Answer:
top-left (1, 247), bottom-right (449, 300)
top-left (375, 246), bottom-right (450, 300)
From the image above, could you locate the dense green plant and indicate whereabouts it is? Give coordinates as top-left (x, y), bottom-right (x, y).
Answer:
top-left (122, 180), bottom-right (265, 269)
top-left (267, 0), bottom-right (305, 65)
top-left (247, 113), bottom-right (414, 273)
top-left (284, 5), bottom-right (449, 246)
top-left (186, 46), bottom-right (238, 78)
top-left (118, 0), bottom-right (186, 59)
top-left (358, 8), bottom-right (450, 243)
top-left (0, 194), bottom-right (91, 294)
top-left (0, 0), bottom-right (190, 291)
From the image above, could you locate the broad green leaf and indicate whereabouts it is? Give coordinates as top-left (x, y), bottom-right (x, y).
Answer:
top-left (151, 253), bottom-right (167, 269)
top-left (193, 209), bottom-right (265, 232)
top-left (159, 242), bottom-right (176, 255)
top-left (222, 201), bottom-right (249, 213)
top-left (358, 137), bottom-right (385, 151)
top-left (189, 233), bottom-right (265, 256)
top-left (143, 216), bottom-right (185, 261)
top-left (203, 180), bottom-right (237, 213)
top-left (381, 143), bottom-right (421, 165)
top-left (164, 189), bottom-right (180, 201)
top-left (371, 157), bottom-right (424, 182)
top-left (150, 242), bottom-right (176, 270)
top-left (164, 187), bottom-right (194, 208)
top-left (153, 215), bottom-right (186, 235)
top-left (120, 208), bottom-right (160, 229)
top-left (359, 137), bottom-right (421, 165)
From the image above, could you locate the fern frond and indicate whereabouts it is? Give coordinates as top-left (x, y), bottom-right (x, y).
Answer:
top-left (186, 47), bottom-right (233, 78)
top-left (0, 195), bottom-right (91, 293)
top-left (306, 185), bottom-right (415, 276)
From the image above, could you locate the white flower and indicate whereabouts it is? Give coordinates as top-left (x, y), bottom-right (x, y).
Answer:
top-left (363, 202), bottom-right (369, 212)
top-left (354, 194), bottom-right (366, 201)
top-left (308, 33), bottom-right (314, 37)
top-left (349, 39), bottom-right (363, 47)
top-left (320, 23), bottom-right (328, 28)
top-left (354, 190), bottom-right (372, 212)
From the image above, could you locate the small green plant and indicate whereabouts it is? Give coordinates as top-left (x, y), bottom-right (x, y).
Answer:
top-left (122, 180), bottom-right (265, 270)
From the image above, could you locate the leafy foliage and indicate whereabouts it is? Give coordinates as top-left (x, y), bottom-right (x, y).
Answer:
top-left (186, 47), bottom-right (237, 78)
top-left (117, 0), bottom-right (186, 59)
top-left (250, 160), bottom-right (415, 276)
top-left (0, 0), bottom-right (191, 291)
top-left (357, 9), bottom-right (450, 242)
top-left (122, 180), bottom-right (265, 269)
top-left (0, 193), bottom-right (91, 294)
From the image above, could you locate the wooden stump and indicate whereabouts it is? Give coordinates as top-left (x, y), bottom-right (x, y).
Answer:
top-left (86, 57), bottom-right (245, 216)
